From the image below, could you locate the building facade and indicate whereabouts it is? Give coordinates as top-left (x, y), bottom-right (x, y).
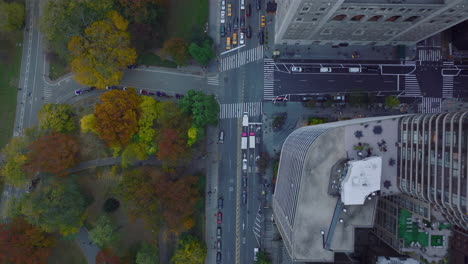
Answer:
top-left (275, 0), bottom-right (468, 46)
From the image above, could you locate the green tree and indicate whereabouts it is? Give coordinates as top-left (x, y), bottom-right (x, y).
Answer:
top-left (89, 215), bottom-right (120, 248)
top-left (255, 250), bottom-right (272, 264)
top-left (188, 40), bottom-right (215, 66)
top-left (0, 1), bottom-right (25, 32)
top-left (0, 137), bottom-right (29, 187)
top-left (37, 103), bottom-right (76, 133)
top-left (80, 114), bottom-right (98, 134)
top-left (21, 179), bottom-right (88, 236)
top-left (136, 242), bottom-right (158, 264)
top-left (162, 38), bottom-right (190, 66)
top-left (385, 95), bottom-right (400, 109)
top-left (40, 0), bottom-right (114, 59)
top-left (179, 90), bottom-right (219, 139)
top-left (68, 11), bottom-right (137, 89)
top-left (171, 235), bottom-right (206, 264)
top-left (137, 95), bottom-right (158, 154)
top-left (121, 142), bottom-right (148, 168)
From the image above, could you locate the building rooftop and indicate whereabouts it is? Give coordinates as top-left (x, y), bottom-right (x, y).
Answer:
top-left (341, 157), bottom-right (382, 205)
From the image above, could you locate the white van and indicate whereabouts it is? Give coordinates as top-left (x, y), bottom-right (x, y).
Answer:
top-left (241, 0), bottom-right (245, 10)
top-left (320, 67), bottom-right (332, 73)
top-left (349, 67), bottom-right (361, 73)
top-left (254, 248), bottom-right (259, 261)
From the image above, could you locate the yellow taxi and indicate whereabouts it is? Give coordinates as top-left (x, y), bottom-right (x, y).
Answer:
top-left (261, 15), bottom-right (266, 28)
top-left (228, 3), bottom-right (232, 16)
top-left (226, 37), bottom-right (231, 50)
top-left (233, 33), bottom-right (238, 45)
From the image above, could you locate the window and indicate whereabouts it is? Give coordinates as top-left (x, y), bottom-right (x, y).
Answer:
top-left (384, 30), bottom-right (396, 36)
top-left (318, 7), bottom-right (326, 11)
top-left (429, 20), bottom-right (436, 23)
top-left (353, 29), bottom-right (365, 35)
top-left (332, 14), bottom-right (347, 21)
top-left (295, 17), bottom-right (303, 22)
top-left (368, 15), bottom-right (383, 22)
top-left (399, 8), bottom-right (406, 11)
top-left (386, 16), bottom-right (401, 22)
top-left (301, 7), bottom-right (310, 12)
top-left (311, 18), bottom-right (318, 21)
top-left (350, 15), bottom-right (365, 21)
top-left (321, 29), bottom-right (332, 35)
top-left (404, 16), bottom-right (419, 22)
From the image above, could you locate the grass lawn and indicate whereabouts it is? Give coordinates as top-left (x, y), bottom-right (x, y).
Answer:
top-left (137, 52), bottom-right (177, 68)
top-left (48, 239), bottom-right (86, 264)
top-left (166, 0), bottom-right (208, 41)
top-left (0, 31), bottom-right (23, 148)
top-left (48, 55), bottom-right (69, 81)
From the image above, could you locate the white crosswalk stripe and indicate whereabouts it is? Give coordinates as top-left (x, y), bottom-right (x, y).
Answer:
top-left (418, 97), bottom-right (442, 113)
top-left (43, 85), bottom-right (52, 102)
top-left (219, 102), bottom-right (263, 119)
top-left (442, 76), bottom-right (453, 99)
top-left (253, 211), bottom-right (263, 238)
top-left (264, 58), bottom-right (274, 101)
top-left (404, 75), bottom-right (421, 97)
top-left (219, 46), bottom-right (264, 72)
top-left (418, 47), bottom-right (441, 61)
top-left (207, 74), bottom-right (219, 86)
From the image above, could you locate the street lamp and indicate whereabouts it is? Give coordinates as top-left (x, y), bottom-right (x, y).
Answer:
top-left (320, 230), bottom-right (325, 248)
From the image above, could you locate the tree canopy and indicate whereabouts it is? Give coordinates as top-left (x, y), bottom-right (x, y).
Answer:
top-left (255, 250), bottom-right (272, 264)
top-left (162, 38), bottom-right (190, 66)
top-left (188, 40), bottom-right (215, 66)
top-left (0, 1), bottom-right (25, 32)
top-left (94, 89), bottom-right (142, 148)
top-left (21, 179), bottom-right (88, 236)
top-left (171, 235), bottom-right (206, 264)
top-left (25, 132), bottom-right (79, 176)
top-left (0, 218), bottom-right (56, 264)
top-left (37, 103), bottom-right (76, 133)
top-left (68, 11), bottom-right (137, 89)
top-left (135, 242), bottom-right (158, 264)
top-left (179, 90), bottom-right (219, 139)
top-left (385, 95), bottom-right (400, 109)
top-left (0, 137), bottom-right (29, 187)
top-left (89, 215), bottom-right (120, 248)
top-left (96, 248), bottom-right (123, 264)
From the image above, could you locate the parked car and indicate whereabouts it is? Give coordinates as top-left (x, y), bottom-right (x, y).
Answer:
top-left (127, 64), bottom-right (138, 69)
top-left (240, 17), bottom-right (245, 28)
top-left (220, 24), bottom-right (225, 37)
top-left (218, 197), bottom-right (224, 210)
top-left (246, 4), bottom-right (252, 16)
top-left (240, 32), bottom-right (245, 45)
top-left (74, 88), bottom-right (93, 95)
top-left (175, 93), bottom-right (184, 99)
top-left (274, 95), bottom-right (288, 102)
top-left (260, 15), bottom-right (266, 27)
top-left (241, 0), bottom-right (245, 10)
top-left (320, 67), bottom-right (332, 72)
top-left (139, 89), bottom-right (149, 95)
top-left (258, 30), bottom-right (264, 45)
top-left (227, 3), bottom-right (232, 16)
top-left (217, 212), bottom-right (223, 224)
top-left (246, 26), bottom-right (252, 38)
top-left (233, 32), bottom-right (238, 45)
top-left (106, 86), bottom-right (118, 90)
top-left (291, 66), bottom-right (302, 72)
top-left (349, 67), bottom-right (361, 73)
top-left (243, 177), bottom-right (247, 188)
top-left (256, 0), bottom-right (261, 10)
top-left (242, 190), bottom-right (247, 204)
top-left (217, 240), bottom-right (222, 251)
top-left (221, 10), bottom-right (226, 23)
top-left (216, 252), bottom-right (222, 264)
top-left (234, 17), bottom-right (239, 29)
top-left (316, 95), bottom-right (331, 102)
top-left (227, 21), bottom-right (232, 33)
top-left (156, 91), bottom-right (167, 97)
top-left (226, 37), bottom-right (231, 50)
top-left (242, 158), bottom-right (248, 172)
top-left (217, 226), bottom-right (222, 239)
top-left (221, 0), bottom-right (225, 10)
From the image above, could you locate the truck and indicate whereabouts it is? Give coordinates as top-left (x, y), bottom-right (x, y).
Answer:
top-left (241, 132), bottom-right (248, 150)
top-left (242, 112), bottom-right (249, 127)
top-left (249, 131), bottom-right (255, 149)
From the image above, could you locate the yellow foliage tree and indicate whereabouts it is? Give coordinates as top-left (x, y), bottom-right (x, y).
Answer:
top-left (80, 114), bottom-right (98, 134)
top-left (68, 12), bottom-right (136, 89)
top-left (187, 126), bottom-right (197, 146)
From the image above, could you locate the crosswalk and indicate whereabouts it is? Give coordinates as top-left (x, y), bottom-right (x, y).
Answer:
top-left (442, 61), bottom-right (454, 99)
top-left (43, 85), bottom-right (52, 102)
top-left (263, 58), bottom-right (274, 101)
top-left (219, 102), bottom-right (263, 119)
top-left (207, 74), bottom-right (219, 86)
top-left (418, 47), bottom-right (441, 61)
top-left (404, 75), bottom-right (422, 97)
top-left (418, 97), bottom-right (442, 113)
top-left (253, 209), bottom-right (263, 240)
top-left (220, 46), bottom-right (264, 72)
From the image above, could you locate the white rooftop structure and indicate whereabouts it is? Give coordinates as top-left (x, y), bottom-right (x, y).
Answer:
top-left (341, 156), bottom-right (382, 205)
top-left (376, 256), bottom-right (420, 264)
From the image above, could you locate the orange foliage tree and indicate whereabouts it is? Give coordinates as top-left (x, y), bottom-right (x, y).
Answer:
top-left (25, 132), bottom-right (79, 176)
top-left (96, 248), bottom-right (123, 264)
top-left (94, 89), bottom-right (142, 148)
top-left (0, 218), bottom-right (56, 264)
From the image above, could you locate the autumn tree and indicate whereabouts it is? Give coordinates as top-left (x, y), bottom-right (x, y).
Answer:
top-left (118, 0), bottom-right (162, 24)
top-left (80, 113), bottom-right (98, 134)
top-left (0, 137), bottom-right (29, 187)
top-left (68, 11), bottom-right (137, 89)
top-left (121, 142), bottom-right (148, 168)
top-left (171, 234), bottom-right (206, 264)
top-left (25, 132), bottom-right (79, 176)
top-left (94, 89), bottom-right (141, 148)
top-left (89, 215), bottom-right (120, 248)
top-left (41, 0), bottom-right (114, 59)
top-left (96, 248), bottom-right (123, 264)
top-left (135, 242), bottom-right (158, 264)
top-left (385, 95), bottom-right (400, 109)
top-left (114, 168), bottom-right (160, 228)
top-left (153, 173), bottom-right (199, 229)
top-left (21, 179), bottom-right (87, 236)
top-left (136, 95), bottom-right (158, 154)
top-left (162, 38), bottom-right (190, 66)
top-left (0, 1), bottom-right (25, 32)
top-left (188, 40), bottom-right (215, 66)
top-left (0, 218), bottom-right (56, 264)
top-left (38, 103), bottom-right (76, 133)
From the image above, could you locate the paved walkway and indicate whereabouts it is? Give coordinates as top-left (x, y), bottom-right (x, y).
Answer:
top-left (76, 227), bottom-right (100, 264)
